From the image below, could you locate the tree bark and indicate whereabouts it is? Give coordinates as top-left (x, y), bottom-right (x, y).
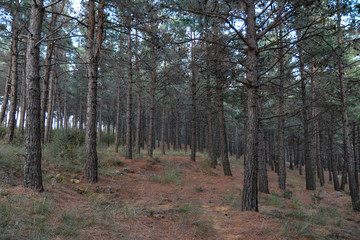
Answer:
top-left (6, 1), bottom-right (20, 143)
top-left (63, 72), bottom-right (68, 130)
top-left (216, 81), bottom-right (232, 176)
top-left (40, 41), bottom-right (54, 142)
top-left (258, 99), bottom-right (269, 194)
top-left (24, 0), bottom-right (44, 191)
top-left (206, 75), bottom-right (216, 167)
top-left (337, 0), bottom-right (360, 210)
top-left (297, 31), bottom-right (316, 190)
top-left (278, 25), bottom-right (286, 191)
top-left (242, 1), bottom-right (259, 211)
top-left (19, 66), bottom-right (26, 135)
top-left (44, 46), bottom-right (58, 142)
top-left (148, 47), bottom-right (156, 158)
top-left (0, 57), bottom-right (12, 125)
top-left (134, 30), bottom-right (142, 155)
top-left (125, 22), bottom-right (133, 159)
top-left (328, 126), bottom-right (340, 191)
top-left (190, 35), bottom-right (197, 162)
top-left (85, 0), bottom-right (105, 183)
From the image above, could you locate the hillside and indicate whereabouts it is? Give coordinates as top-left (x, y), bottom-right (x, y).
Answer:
top-left (1, 135), bottom-right (360, 240)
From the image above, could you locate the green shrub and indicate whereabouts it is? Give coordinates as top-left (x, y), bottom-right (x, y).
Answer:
top-left (0, 126), bottom-right (6, 138)
top-left (176, 202), bottom-right (214, 238)
top-left (44, 129), bottom-right (86, 173)
top-left (152, 161), bottom-right (182, 185)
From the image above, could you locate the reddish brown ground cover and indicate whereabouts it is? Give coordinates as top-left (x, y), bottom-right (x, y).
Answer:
top-left (2, 152), bottom-right (360, 239)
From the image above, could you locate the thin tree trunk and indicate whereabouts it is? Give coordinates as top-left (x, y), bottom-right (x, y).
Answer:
top-left (125, 22), bottom-right (133, 159)
top-left (329, 126), bottom-right (340, 191)
top-left (337, 0), bottom-right (360, 210)
top-left (135, 30), bottom-right (142, 155)
top-left (6, 3), bottom-right (20, 143)
top-left (85, 0), bottom-right (105, 183)
top-left (24, 0), bottom-right (44, 191)
top-left (148, 47), bottom-right (156, 158)
top-left (115, 83), bottom-right (121, 153)
top-left (258, 99), bottom-right (269, 194)
top-left (19, 66), bottom-right (26, 135)
top-left (297, 31), bottom-right (316, 190)
top-left (190, 34), bottom-right (197, 162)
top-left (242, 2), bottom-right (259, 211)
top-left (0, 57), bottom-right (12, 125)
top-left (98, 98), bottom-right (102, 145)
top-left (216, 82), bottom-right (232, 176)
top-left (40, 41), bottom-right (54, 142)
top-left (298, 137), bottom-right (302, 175)
top-left (44, 47), bottom-right (57, 142)
top-left (63, 72), bottom-right (68, 130)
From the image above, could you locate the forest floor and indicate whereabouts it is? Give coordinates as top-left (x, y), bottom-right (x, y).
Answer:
top-left (1, 138), bottom-right (360, 239)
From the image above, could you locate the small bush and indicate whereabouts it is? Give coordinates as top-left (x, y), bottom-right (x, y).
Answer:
top-left (0, 125), bottom-right (6, 138)
top-left (176, 202), bottom-right (214, 238)
top-left (55, 210), bottom-right (93, 237)
top-left (194, 186), bottom-right (204, 193)
top-left (44, 129), bottom-right (86, 173)
top-left (152, 161), bottom-right (182, 185)
top-left (259, 193), bottom-right (284, 208)
top-left (222, 189), bottom-right (242, 208)
top-left (283, 190), bottom-right (293, 199)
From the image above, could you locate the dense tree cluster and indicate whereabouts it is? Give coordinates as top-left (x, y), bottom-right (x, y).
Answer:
top-left (0, 0), bottom-right (360, 211)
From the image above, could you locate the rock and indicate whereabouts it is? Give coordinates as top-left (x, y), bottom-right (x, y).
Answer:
top-left (0, 190), bottom-right (9, 196)
top-left (55, 174), bottom-right (63, 183)
top-left (71, 179), bottom-right (80, 184)
top-left (77, 188), bottom-right (87, 194)
top-left (115, 170), bottom-right (121, 175)
top-left (123, 168), bottom-right (135, 173)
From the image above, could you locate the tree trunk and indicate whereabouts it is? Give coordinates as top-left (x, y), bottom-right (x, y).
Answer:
top-left (337, 0), bottom-right (360, 210)
top-left (40, 41), bottom-right (54, 142)
top-left (125, 23), bottom-right (133, 159)
top-left (148, 48), bottom-right (156, 158)
top-left (297, 31), bottom-right (316, 190)
top-left (44, 47), bottom-right (57, 143)
top-left (216, 78), bottom-right (232, 176)
top-left (190, 35), bottom-right (197, 162)
top-left (0, 57), bottom-right (12, 125)
top-left (24, 0), bottom-right (44, 191)
top-left (85, 0), bottom-right (105, 183)
top-left (97, 98), bottom-right (102, 145)
top-left (242, 2), bottom-right (259, 211)
top-left (63, 72), bottom-right (68, 130)
top-left (19, 66), bottom-right (26, 135)
top-left (278, 26), bottom-right (286, 191)
top-left (115, 82), bottom-right (121, 153)
top-left (328, 126), bottom-right (340, 191)
top-left (6, 3), bottom-right (20, 143)
top-left (258, 100), bottom-right (269, 193)
top-left (161, 103), bottom-right (166, 154)
top-left (135, 30), bottom-right (142, 155)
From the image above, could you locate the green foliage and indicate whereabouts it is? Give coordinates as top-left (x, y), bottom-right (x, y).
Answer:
top-left (0, 125), bottom-right (6, 138)
top-left (194, 186), bottom-right (204, 193)
top-left (43, 129), bottom-right (86, 173)
top-left (0, 144), bottom-right (24, 175)
top-left (176, 202), bottom-right (214, 238)
top-left (283, 190), bottom-right (293, 199)
top-left (152, 161), bottom-right (182, 185)
top-left (55, 210), bottom-right (95, 237)
top-left (259, 193), bottom-right (284, 208)
top-left (0, 195), bottom-right (53, 239)
top-left (222, 187), bottom-right (242, 208)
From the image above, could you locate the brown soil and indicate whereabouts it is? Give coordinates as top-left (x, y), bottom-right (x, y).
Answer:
top-left (2, 153), bottom-right (360, 240)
